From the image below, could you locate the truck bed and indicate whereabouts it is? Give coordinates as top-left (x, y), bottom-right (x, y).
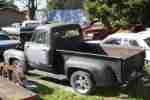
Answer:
top-left (56, 40), bottom-right (145, 60)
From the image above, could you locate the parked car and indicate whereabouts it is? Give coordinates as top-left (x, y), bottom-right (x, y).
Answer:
top-left (101, 32), bottom-right (150, 63)
top-left (0, 31), bottom-right (19, 55)
top-left (3, 23), bottom-right (145, 94)
top-left (1, 20), bottom-right (41, 34)
top-left (1, 23), bottom-right (21, 34)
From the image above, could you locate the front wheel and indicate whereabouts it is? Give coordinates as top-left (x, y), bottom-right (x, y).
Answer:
top-left (70, 71), bottom-right (95, 95)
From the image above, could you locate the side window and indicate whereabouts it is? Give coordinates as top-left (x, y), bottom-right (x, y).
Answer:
top-left (104, 38), bottom-right (121, 45)
top-left (129, 40), bottom-right (139, 47)
top-left (31, 31), bottom-right (47, 44)
top-left (123, 38), bottom-right (129, 46)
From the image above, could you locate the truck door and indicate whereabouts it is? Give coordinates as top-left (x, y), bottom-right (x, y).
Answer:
top-left (24, 30), bottom-right (50, 68)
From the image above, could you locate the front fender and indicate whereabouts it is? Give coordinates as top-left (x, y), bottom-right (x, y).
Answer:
top-left (3, 49), bottom-right (25, 64)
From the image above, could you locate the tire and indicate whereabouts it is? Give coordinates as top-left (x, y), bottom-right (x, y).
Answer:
top-left (70, 71), bottom-right (95, 95)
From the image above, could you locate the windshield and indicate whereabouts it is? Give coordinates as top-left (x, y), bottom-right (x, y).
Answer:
top-left (144, 38), bottom-right (150, 48)
top-left (27, 23), bottom-right (39, 27)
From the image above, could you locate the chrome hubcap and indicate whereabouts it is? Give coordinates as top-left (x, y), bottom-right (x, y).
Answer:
top-left (74, 75), bottom-right (90, 93)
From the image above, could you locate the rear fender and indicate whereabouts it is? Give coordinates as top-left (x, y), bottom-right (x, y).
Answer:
top-left (65, 57), bottom-right (119, 86)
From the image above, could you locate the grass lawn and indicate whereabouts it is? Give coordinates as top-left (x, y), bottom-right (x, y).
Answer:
top-left (26, 69), bottom-right (150, 100)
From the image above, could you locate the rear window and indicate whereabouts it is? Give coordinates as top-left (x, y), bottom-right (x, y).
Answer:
top-left (144, 38), bottom-right (150, 47)
top-left (129, 40), bottom-right (139, 47)
top-left (52, 25), bottom-right (81, 40)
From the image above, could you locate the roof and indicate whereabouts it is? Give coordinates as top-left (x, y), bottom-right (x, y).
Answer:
top-left (36, 23), bottom-right (80, 30)
top-left (108, 32), bottom-right (150, 40)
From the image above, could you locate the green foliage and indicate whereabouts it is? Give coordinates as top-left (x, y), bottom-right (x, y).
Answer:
top-left (48, 1), bottom-right (63, 10)
top-left (111, 19), bottom-right (129, 28)
top-left (47, 0), bottom-right (150, 27)
top-left (84, 0), bottom-right (150, 28)
top-left (48, 0), bottom-right (83, 10)
top-left (0, 0), bottom-right (15, 8)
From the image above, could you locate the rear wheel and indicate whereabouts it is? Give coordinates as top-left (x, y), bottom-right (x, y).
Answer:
top-left (70, 71), bottom-right (95, 95)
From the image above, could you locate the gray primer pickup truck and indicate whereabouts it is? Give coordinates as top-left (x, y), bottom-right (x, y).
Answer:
top-left (3, 23), bottom-right (145, 94)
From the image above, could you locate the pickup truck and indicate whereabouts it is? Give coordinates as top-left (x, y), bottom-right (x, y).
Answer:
top-left (3, 23), bottom-right (145, 94)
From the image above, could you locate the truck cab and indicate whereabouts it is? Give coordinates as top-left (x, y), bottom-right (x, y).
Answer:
top-left (24, 24), bottom-right (82, 72)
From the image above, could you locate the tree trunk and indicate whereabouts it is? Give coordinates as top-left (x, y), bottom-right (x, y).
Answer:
top-left (28, 0), bottom-right (37, 20)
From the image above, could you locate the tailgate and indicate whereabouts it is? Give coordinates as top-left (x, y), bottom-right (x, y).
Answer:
top-left (122, 50), bottom-right (145, 82)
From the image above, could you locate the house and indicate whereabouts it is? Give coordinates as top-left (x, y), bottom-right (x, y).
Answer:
top-left (0, 7), bottom-right (26, 28)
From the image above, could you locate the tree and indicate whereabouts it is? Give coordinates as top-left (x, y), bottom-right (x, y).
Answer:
top-left (0, 0), bottom-right (15, 8)
top-left (16, 0), bottom-right (37, 20)
top-left (48, 0), bottom-right (84, 10)
top-left (28, 0), bottom-right (37, 19)
top-left (84, 0), bottom-right (150, 28)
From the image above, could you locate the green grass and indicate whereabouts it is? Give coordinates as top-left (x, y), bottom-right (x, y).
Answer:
top-left (35, 84), bottom-right (144, 100)
top-left (42, 88), bottom-right (104, 100)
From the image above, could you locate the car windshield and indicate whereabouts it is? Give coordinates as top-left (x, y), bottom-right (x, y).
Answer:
top-left (103, 38), bottom-right (121, 45)
top-left (25, 23), bottom-right (39, 28)
top-left (144, 37), bottom-right (150, 48)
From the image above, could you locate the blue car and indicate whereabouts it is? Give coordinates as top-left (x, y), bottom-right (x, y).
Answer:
top-left (0, 31), bottom-right (19, 55)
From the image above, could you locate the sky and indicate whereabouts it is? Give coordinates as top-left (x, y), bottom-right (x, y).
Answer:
top-left (14, 0), bottom-right (48, 11)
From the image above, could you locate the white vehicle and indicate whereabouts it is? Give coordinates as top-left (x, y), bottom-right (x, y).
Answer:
top-left (21, 20), bottom-right (42, 28)
top-left (1, 23), bottom-right (21, 34)
top-left (1, 20), bottom-right (41, 34)
top-left (102, 32), bottom-right (150, 62)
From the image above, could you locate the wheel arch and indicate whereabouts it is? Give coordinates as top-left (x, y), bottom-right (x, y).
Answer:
top-left (66, 65), bottom-right (119, 87)
top-left (9, 58), bottom-right (19, 64)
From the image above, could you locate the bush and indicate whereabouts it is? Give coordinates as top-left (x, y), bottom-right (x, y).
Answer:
top-left (84, 0), bottom-right (150, 28)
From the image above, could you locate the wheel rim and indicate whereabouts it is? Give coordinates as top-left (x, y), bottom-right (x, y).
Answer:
top-left (73, 74), bottom-right (91, 94)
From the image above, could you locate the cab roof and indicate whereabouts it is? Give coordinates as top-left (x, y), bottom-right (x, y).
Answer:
top-left (36, 23), bottom-right (80, 31)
